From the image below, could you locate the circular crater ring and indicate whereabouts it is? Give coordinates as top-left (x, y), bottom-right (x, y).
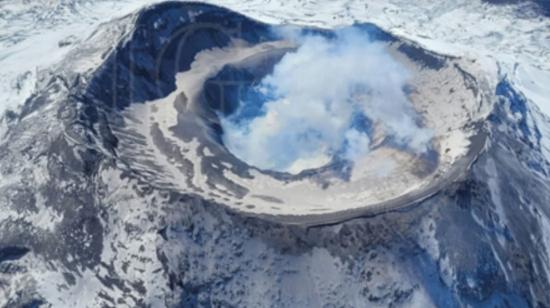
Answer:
top-left (254, 128), bottom-right (487, 226)
top-left (90, 3), bottom-right (494, 226)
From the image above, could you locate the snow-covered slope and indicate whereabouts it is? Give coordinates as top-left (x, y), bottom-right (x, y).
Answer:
top-left (1, 1), bottom-right (550, 307)
top-left (0, 0), bottom-right (161, 118)
top-left (1, 0), bottom-right (548, 117)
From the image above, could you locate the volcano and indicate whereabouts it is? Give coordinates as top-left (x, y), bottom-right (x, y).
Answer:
top-left (1, 2), bottom-right (549, 307)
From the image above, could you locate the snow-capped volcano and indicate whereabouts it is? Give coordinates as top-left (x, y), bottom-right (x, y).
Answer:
top-left (1, 1), bottom-right (550, 307)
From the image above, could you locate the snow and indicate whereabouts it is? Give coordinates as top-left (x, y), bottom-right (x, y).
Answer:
top-left (538, 211), bottom-right (550, 284)
top-left (195, 0), bottom-right (549, 113)
top-left (0, 1), bottom-right (549, 305)
top-left (1, 0), bottom-right (549, 119)
top-left (510, 64), bottom-right (550, 117)
top-left (408, 287), bottom-right (436, 308)
top-left (0, 0), bottom-right (165, 117)
top-left (484, 157), bottom-right (509, 229)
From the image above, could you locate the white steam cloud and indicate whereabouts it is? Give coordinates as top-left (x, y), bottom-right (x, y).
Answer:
top-left (221, 28), bottom-right (433, 174)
